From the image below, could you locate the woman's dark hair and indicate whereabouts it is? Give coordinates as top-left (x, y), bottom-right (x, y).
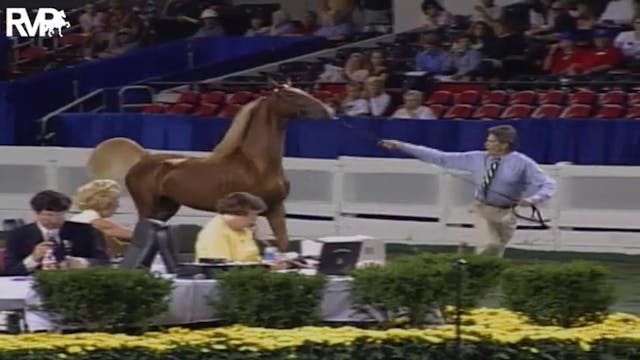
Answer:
top-left (488, 125), bottom-right (518, 150)
top-left (30, 190), bottom-right (72, 213)
top-left (216, 192), bottom-right (267, 216)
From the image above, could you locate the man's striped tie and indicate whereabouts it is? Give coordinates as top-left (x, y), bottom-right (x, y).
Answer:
top-left (480, 157), bottom-right (500, 199)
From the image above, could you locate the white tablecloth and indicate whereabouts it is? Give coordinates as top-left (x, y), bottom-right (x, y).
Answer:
top-left (0, 275), bottom-right (375, 332)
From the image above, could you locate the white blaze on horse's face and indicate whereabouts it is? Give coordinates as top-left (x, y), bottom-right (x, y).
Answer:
top-left (277, 85), bottom-right (335, 119)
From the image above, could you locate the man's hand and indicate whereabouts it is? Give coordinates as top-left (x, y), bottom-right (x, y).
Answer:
top-left (31, 242), bottom-right (53, 262)
top-left (378, 139), bottom-right (403, 150)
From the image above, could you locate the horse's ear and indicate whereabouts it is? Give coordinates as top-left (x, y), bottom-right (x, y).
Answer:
top-left (268, 78), bottom-right (280, 89)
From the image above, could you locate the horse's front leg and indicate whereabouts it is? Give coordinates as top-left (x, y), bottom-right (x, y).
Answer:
top-left (265, 202), bottom-right (290, 252)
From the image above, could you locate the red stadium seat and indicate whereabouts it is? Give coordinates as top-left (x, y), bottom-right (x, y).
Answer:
top-left (472, 104), bottom-right (504, 119)
top-left (201, 91), bottom-right (227, 105)
top-left (443, 104), bottom-right (474, 119)
top-left (482, 90), bottom-right (509, 105)
top-left (600, 90), bottom-right (627, 105)
top-left (626, 105), bottom-right (640, 119)
top-left (501, 104), bottom-right (533, 119)
top-left (166, 103), bottom-right (194, 114)
top-left (531, 104), bottom-right (563, 118)
top-left (193, 103), bottom-right (220, 116)
top-left (568, 90), bottom-right (597, 105)
top-left (560, 104), bottom-right (592, 118)
top-left (426, 90), bottom-right (453, 105)
top-left (628, 92), bottom-right (640, 106)
top-left (141, 103), bottom-right (166, 114)
top-left (594, 104), bottom-right (625, 119)
top-left (176, 90), bottom-right (201, 105)
top-left (428, 104), bottom-right (447, 118)
top-left (539, 90), bottom-right (565, 105)
top-left (511, 91), bottom-right (538, 105)
top-left (455, 90), bottom-right (481, 105)
top-left (227, 91), bottom-right (255, 105)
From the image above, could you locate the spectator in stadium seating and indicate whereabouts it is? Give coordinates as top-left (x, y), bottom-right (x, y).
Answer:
top-left (193, 8), bottom-right (226, 37)
top-left (379, 125), bottom-right (556, 257)
top-left (614, 16), bottom-right (640, 69)
top-left (344, 52), bottom-right (372, 81)
top-left (97, 28), bottom-right (141, 58)
top-left (543, 32), bottom-right (587, 74)
top-left (478, 20), bottom-right (529, 79)
top-left (194, 192), bottom-right (265, 263)
top-left (528, 0), bottom-right (554, 31)
top-left (414, 33), bottom-right (448, 74)
top-left (245, 12), bottom-right (270, 36)
top-left (319, 0), bottom-right (357, 24)
top-left (468, 21), bottom-right (496, 54)
top-left (293, 11), bottom-right (320, 35)
top-left (3, 190), bottom-right (109, 276)
top-left (70, 180), bottom-right (132, 259)
top-left (391, 90), bottom-right (436, 119)
top-left (572, 28), bottom-right (623, 74)
top-left (154, 0), bottom-right (200, 42)
top-left (270, 10), bottom-right (297, 36)
top-left (445, 34), bottom-right (482, 80)
top-left (341, 82), bottom-right (370, 116)
top-left (571, 1), bottom-right (598, 47)
top-left (421, 0), bottom-right (454, 30)
top-left (314, 9), bottom-right (354, 39)
top-left (361, 0), bottom-right (393, 25)
top-left (527, 1), bottom-right (577, 40)
top-left (367, 50), bottom-right (388, 81)
top-left (364, 76), bottom-right (391, 116)
top-left (472, 0), bottom-right (502, 25)
top-left (79, 4), bottom-right (107, 35)
top-left (105, 0), bottom-right (143, 39)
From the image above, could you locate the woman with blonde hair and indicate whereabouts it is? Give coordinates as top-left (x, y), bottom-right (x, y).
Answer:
top-left (70, 179), bottom-right (133, 258)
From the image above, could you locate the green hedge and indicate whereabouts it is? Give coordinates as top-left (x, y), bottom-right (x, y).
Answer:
top-left (501, 260), bottom-right (618, 327)
top-left (214, 267), bottom-right (327, 328)
top-left (33, 267), bottom-right (172, 332)
top-left (350, 253), bottom-right (507, 326)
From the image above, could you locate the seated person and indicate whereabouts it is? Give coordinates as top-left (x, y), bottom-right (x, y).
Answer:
top-left (364, 76), bottom-right (391, 116)
top-left (340, 82), bottom-right (370, 116)
top-left (571, 28), bottom-right (623, 75)
top-left (543, 32), bottom-right (587, 74)
top-left (97, 27), bottom-right (140, 58)
top-left (70, 179), bottom-right (133, 259)
top-left (194, 192), bottom-right (267, 263)
top-left (3, 190), bottom-right (109, 276)
top-left (391, 90), bottom-right (436, 119)
top-left (444, 34), bottom-right (482, 80)
top-left (414, 33), bottom-right (448, 74)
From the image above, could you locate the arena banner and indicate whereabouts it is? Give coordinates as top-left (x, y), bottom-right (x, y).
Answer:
top-left (52, 114), bottom-right (640, 165)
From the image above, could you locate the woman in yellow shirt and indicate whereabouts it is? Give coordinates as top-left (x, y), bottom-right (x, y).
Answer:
top-left (194, 192), bottom-right (267, 262)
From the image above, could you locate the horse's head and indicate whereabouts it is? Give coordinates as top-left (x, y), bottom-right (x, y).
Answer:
top-left (268, 82), bottom-right (335, 120)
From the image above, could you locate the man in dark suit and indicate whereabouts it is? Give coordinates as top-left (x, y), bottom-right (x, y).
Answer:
top-left (3, 190), bottom-right (109, 276)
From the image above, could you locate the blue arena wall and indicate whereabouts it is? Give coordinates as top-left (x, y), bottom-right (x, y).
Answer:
top-left (52, 114), bottom-right (640, 165)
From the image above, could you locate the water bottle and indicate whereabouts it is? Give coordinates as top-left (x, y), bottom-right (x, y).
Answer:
top-left (263, 246), bottom-right (278, 262)
top-left (41, 248), bottom-right (58, 270)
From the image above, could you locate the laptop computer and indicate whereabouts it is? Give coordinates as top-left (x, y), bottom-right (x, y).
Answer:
top-left (316, 241), bottom-right (362, 276)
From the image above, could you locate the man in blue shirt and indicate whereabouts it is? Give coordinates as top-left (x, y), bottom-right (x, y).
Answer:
top-left (380, 125), bottom-right (556, 257)
top-left (414, 33), bottom-right (448, 74)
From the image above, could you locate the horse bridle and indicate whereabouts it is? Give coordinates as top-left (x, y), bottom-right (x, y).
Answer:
top-left (337, 118), bottom-right (551, 229)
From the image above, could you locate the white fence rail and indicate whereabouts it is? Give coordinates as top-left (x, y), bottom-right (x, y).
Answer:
top-left (1, 147), bottom-right (639, 254)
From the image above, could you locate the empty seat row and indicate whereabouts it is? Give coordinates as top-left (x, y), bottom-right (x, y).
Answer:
top-left (427, 89), bottom-right (638, 107)
top-left (429, 103), bottom-right (639, 120)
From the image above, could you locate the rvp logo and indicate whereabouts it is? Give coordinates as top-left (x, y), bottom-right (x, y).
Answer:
top-left (5, 8), bottom-right (71, 37)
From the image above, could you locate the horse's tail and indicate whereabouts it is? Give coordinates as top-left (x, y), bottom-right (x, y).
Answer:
top-left (86, 137), bottom-right (147, 180)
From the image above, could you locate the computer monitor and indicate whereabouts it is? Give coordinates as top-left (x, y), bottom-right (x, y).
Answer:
top-left (316, 241), bottom-right (362, 276)
top-left (119, 218), bottom-right (178, 273)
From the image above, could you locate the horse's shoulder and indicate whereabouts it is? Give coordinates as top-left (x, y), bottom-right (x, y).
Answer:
top-left (163, 158), bottom-right (189, 166)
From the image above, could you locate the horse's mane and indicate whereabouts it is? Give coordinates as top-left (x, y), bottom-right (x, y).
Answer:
top-left (209, 97), bottom-right (265, 159)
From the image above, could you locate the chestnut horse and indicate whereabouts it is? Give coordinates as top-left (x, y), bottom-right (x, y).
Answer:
top-left (86, 85), bottom-right (334, 251)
